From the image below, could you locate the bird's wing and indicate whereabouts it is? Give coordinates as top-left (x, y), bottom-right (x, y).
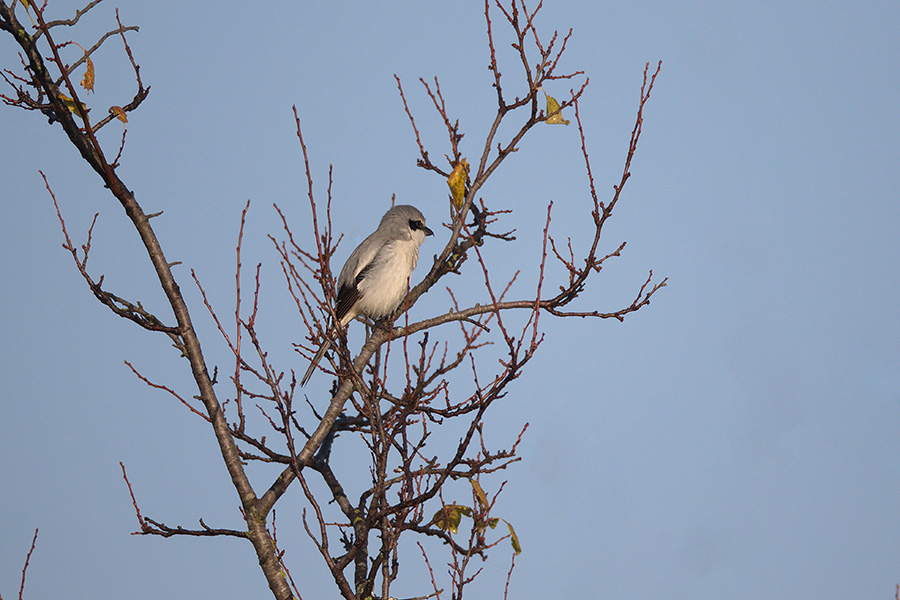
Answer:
top-left (335, 232), bottom-right (383, 324)
top-left (338, 232), bottom-right (381, 287)
top-left (334, 269), bottom-right (363, 324)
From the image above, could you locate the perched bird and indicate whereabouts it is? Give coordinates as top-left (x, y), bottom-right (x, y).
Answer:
top-left (300, 205), bottom-right (434, 386)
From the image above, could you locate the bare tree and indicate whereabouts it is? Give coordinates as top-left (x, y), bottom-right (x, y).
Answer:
top-left (1, 1), bottom-right (665, 599)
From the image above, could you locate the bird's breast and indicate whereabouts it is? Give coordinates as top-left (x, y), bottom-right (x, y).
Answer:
top-left (354, 241), bottom-right (420, 319)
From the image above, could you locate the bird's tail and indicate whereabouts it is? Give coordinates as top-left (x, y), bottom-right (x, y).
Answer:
top-left (300, 336), bottom-right (334, 386)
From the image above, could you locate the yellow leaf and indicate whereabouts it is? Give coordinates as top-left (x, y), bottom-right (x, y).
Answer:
top-left (57, 93), bottom-right (87, 115)
top-left (447, 158), bottom-right (469, 210)
top-left (21, 0), bottom-right (30, 11)
top-left (506, 520), bottom-right (522, 555)
top-left (80, 54), bottom-right (95, 93)
top-left (468, 477), bottom-right (489, 511)
top-left (110, 105), bottom-right (128, 123)
top-left (542, 89), bottom-right (570, 125)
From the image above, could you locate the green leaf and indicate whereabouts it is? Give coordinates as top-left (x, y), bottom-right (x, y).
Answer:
top-left (475, 515), bottom-right (499, 532)
top-left (433, 504), bottom-right (471, 534)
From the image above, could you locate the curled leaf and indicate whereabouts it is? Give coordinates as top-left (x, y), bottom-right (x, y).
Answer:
top-left (80, 54), bottom-right (95, 93)
top-left (469, 477), bottom-right (489, 511)
top-left (447, 158), bottom-right (469, 209)
top-left (542, 89), bottom-right (570, 125)
top-left (110, 105), bottom-right (128, 123)
top-left (506, 520), bottom-right (522, 555)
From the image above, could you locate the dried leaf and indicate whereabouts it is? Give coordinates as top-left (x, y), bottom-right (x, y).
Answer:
top-left (21, 0), bottom-right (30, 11)
top-left (80, 54), bottom-right (95, 93)
top-left (110, 105), bottom-right (128, 123)
top-left (447, 158), bottom-right (469, 209)
top-left (542, 89), bottom-right (570, 125)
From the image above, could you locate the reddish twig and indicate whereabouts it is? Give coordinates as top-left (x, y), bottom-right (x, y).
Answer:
top-left (13, 528), bottom-right (40, 600)
top-left (502, 552), bottom-right (516, 600)
top-left (124, 360), bottom-right (210, 422)
top-left (120, 462), bottom-right (149, 532)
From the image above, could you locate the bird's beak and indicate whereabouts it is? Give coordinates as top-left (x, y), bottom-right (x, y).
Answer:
top-left (423, 225), bottom-right (434, 236)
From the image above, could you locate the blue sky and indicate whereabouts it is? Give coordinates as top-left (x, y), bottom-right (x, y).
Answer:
top-left (2, 1), bottom-right (899, 598)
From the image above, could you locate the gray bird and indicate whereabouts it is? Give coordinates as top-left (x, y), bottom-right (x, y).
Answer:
top-left (300, 205), bottom-right (434, 386)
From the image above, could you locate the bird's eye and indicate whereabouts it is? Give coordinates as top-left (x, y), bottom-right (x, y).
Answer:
top-left (409, 219), bottom-right (423, 231)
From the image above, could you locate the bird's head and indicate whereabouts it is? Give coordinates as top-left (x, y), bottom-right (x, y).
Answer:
top-left (381, 205), bottom-right (434, 245)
